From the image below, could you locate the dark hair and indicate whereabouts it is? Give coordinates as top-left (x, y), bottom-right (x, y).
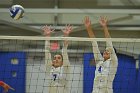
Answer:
top-left (113, 47), bottom-right (117, 54)
top-left (54, 53), bottom-right (63, 62)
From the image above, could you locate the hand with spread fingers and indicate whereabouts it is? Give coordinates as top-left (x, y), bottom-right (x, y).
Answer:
top-left (84, 16), bottom-right (92, 29)
top-left (62, 24), bottom-right (73, 37)
top-left (99, 16), bottom-right (108, 27)
top-left (42, 25), bottom-right (55, 37)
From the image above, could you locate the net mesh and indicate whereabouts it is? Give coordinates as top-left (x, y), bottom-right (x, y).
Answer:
top-left (0, 36), bottom-right (140, 93)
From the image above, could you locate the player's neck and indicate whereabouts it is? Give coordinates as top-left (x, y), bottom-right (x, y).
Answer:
top-left (103, 58), bottom-right (111, 62)
top-left (53, 66), bottom-right (62, 68)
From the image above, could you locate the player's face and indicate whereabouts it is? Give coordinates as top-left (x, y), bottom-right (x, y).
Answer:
top-left (52, 54), bottom-right (63, 68)
top-left (103, 50), bottom-right (110, 61)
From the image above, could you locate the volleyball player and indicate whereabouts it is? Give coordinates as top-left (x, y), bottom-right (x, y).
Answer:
top-left (0, 81), bottom-right (15, 93)
top-left (42, 25), bottom-right (72, 93)
top-left (84, 16), bottom-right (118, 93)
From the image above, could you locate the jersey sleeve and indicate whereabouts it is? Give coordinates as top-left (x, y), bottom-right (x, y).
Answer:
top-left (45, 41), bottom-right (52, 75)
top-left (106, 38), bottom-right (118, 65)
top-left (62, 43), bottom-right (70, 67)
top-left (61, 42), bottom-right (71, 81)
top-left (91, 40), bottom-right (103, 64)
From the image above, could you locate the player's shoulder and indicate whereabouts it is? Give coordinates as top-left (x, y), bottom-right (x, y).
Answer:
top-left (96, 60), bottom-right (103, 66)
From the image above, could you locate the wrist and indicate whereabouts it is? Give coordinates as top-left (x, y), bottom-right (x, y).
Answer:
top-left (102, 25), bottom-right (107, 28)
top-left (45, 35), bottom-right (51, 37)
top-left (86, 26), bottom-right (92, 30)
top-left (64, 34), bottom-right (69, 37)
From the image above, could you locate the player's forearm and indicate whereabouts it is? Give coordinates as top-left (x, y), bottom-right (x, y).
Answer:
top-left (62, 40), bottom-right (70, 67)
top-left (63, 40), bottom-right (68, 48)
top-left (86, 26), bottom-right (102, 63)
top-left (102, 25), bottom-right (111, 38)
top-left (45, 41), bottom-right (51, 59)
top-left (86, 26), bottom-right (95, 38)
top-left (106, 39), bottom-right (118, 62)
top-left (92, 41), bottom-right (103, 63)
top-left (62, 33), bottom-right (70, 66)
top-left (62, 46), bottom-right (70, 66)
top-left (102, 25), bottom-right (113, 50)
top-left (63, 31), bottom-right (69, 48)
top-left (45, 41), bottom-right (52, 72)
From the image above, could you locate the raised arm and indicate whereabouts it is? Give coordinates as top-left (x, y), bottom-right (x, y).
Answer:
top-left (84, 16), bottom-right (103, 63)
top-left (99, 16), bottom-right (118, 61)
top-left (61, 24), bottom-right (72, 66)
top-left (0, 81), bottom-right (15, 92)
top-left (42, 25), bottom-right (54, 74)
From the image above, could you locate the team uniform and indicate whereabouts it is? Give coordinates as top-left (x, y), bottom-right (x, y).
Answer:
top-left (45, 41), bottom-right (71, 93)
top-left (91, 39), bottom-right (118, 93)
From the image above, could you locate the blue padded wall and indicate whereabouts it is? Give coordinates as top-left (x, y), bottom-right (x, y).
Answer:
top-left (0, 52), bottom-right (26, 93)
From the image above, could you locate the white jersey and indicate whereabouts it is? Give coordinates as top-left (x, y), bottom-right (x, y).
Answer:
top-left (95, 58), bottom-right (111, 78)
top-left (91, 39), bottom-right (118, 93)
top-left (45, 41), bottom-right (71, 93)
top-left (50, 66), bottom-right (64, 85)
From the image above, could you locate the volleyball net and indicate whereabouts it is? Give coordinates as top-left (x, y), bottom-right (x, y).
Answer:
top-left (0, 36), bottom-right (140, 93)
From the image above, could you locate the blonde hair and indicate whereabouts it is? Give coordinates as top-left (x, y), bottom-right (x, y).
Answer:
top-left (105, 47), bottom-right (113, 54)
